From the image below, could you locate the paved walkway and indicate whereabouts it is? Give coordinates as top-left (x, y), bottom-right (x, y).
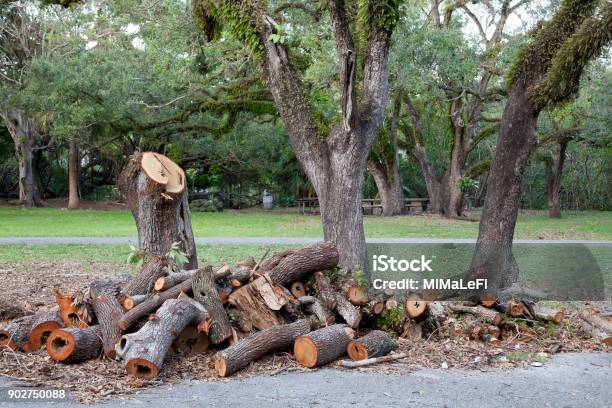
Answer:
top-left (0, 353), bottom-right (610, 407)
top-left (1, 237), bottom-right (610, 245)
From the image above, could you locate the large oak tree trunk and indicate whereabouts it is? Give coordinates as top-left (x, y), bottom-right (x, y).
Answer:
top-left (117, 152), bottom-right (197, 269)
top-left (367, 158), bottom-right (404, 216)
top-left (2, 110), bottom-right (43, 207)
top-left (466, 84), bottom-right (538, 290)
top-left (67, 140), bottom-right (80, 210)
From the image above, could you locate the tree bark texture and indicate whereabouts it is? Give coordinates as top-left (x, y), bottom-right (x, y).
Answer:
top-left (0, 314), bottom-right (38, 351)
top-left (260, 242), bottom-right (339, 287)
top-left (294, 324), bottom-right (355, 368)
top-left (2, 110), bottom-right (43, 207)
top-left (347, 330), bottom-right (396, 361)
top-left (192, 266), bottom-right (232, 344)
top-left (116, 299), bottom-right (200, 379)
top-left (67, 139), bottom-right (80, 210)
top-left (46, 325), bottom-right (102, 363)
top-left (121, 257), bottom-right (167, 297)
top-left (214, 319), bottom-right (314, 377)
top-left (117, 151), bottom-right (197, 269)
top-left (90, 293), bottom-right (124, 358)
top-left (118, 278), bottom-right (193, 330)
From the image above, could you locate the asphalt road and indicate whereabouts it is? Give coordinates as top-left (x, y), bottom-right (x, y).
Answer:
top-left (0, 353), bottom-right (610, 407)
top-left (1, 237), bottom-right (611, 245)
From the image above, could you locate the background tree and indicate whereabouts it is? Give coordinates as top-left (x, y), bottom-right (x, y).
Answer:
top-left (467, 0), bottom-right (612, 290)
top-left (194, 0), bottom-right (404, 268)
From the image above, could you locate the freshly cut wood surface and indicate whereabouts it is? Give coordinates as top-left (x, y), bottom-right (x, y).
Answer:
top-left (347, 330), bottom-right (396, 361)
top-left (215, 319), bottom-right (314, 377)
top-left (533, 304), bottom-right (564, 324)
top-left (24, 308), bottom-right (63, 352)
top-left (404, 294), bottom-right (427, 318)
top-left (47, 325), bottom-right (102, 363)
top-left (154, 270), bottom-right (194, 292)
top-left (117, 151), bottom-right (197, 269)
top-left (54, 289), bottom-right (88, 328)
top-left (294, 324), bottom-right (355, 368)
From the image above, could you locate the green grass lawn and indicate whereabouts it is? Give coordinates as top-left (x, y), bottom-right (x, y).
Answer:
top-left (0, 207), bottom-right (610, 240)
top-left (0, 244), bottom-right (295, 267)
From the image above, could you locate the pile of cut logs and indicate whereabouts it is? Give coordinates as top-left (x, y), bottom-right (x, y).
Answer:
top-left (1, 152), bottom-right (609, 381)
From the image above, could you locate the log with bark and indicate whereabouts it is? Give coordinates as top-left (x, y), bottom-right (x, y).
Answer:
top-left (230, 265), bottom-right (252, 287)
top-left (117, 151), bottom-right (197, 269)
top-left (298, 296), bottom-right (335, 326)
top-left (116, 299), bottom-right (201, 379)
top-left (336, 271), bottom-right (369, 306)
top-left (447, 304), bottom-right (502, 325)
top-left (118, 278), bottom-right (193, 330)
top-left (313, 271), bottom-right (361, 328)
top-left (578, 309), bottom-right (612, 346)
top-left (260, 243), bottom-right (339, 286)
top-left (0, 299), bottom-right (33, 321)
top-left (24, 308), bottom-right (63, 352)
top-left (0, 314), bottom-right (38, 350)
top-left (154, 270), bottom-right (194, 292)
top-left (122, 257), bottom-right (167, 297)
top-left (192, 266), bottom-right (232, 344)
top-left (426, 301), bottom-right (447, 328)
top-left (90, 292), bottom-right (124, 358)
top-left (347, 330), bottom-right (396, 361)
top-left (46, 325), bottom-right (103, 363)
top-left (121, 295), bottom-right (148, 311)
top-left (532, 304), bottom-right (564, 324)
top-left (294, 324), bottom-right (355, 368)
top-left (215, 319), bottom-right (315, 377)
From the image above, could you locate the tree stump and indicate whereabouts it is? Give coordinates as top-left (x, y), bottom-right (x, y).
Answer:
top-left (193, 266), bottom-right (232, 344)
top-left (294, 324), bottom-right (355, 368)
top-left (347, 330), bottom-right (396, 361)
top-left (90, 293), bottom-right (124, 358)
top-left (116, 299), bottom-right (201, 379)
top-left (46, 325), bottom-right (103, 363)
top-left (24, 308), bottom-right (64, 352)
top-left (117, 151), bottom-right (197, 269)
top-left (215, 319), bottom-right (314, 377)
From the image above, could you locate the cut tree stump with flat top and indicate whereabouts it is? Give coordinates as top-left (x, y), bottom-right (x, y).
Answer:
top-left (116, 299), bottom-right (201, 379)
top-left (347, 330), bottom-right (396, 361)
top-left (117, 151), bottom-right (197, 269)
top-left (294, 324), bottom-right (355, 368)
top-left (215, 319), bottom-right (314, 377)
top-left (47, 325), bottom-right (103, 363)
